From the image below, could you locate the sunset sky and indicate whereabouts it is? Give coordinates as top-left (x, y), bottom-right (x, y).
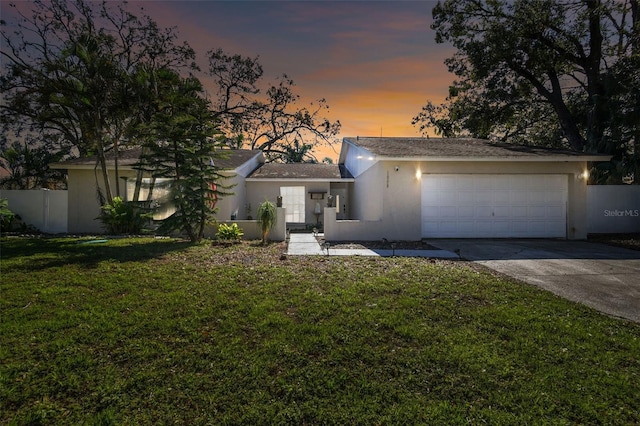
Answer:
top-left (3, 0), bottom-right (455, 161)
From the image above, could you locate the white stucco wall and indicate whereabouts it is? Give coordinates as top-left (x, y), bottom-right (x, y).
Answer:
top-left (215, 173), bottom-right (246, 221)
top-left (67, 169), bottom-right (138, 233)
top-left (341, 142), bottom-right (378, 178)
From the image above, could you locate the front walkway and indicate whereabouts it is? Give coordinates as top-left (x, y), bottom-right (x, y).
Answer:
top-left (287, 233), bottom-right (458, 258)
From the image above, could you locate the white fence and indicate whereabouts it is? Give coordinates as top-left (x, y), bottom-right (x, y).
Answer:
top-left (587, 185), bottom-right (640, 234)
top-left (0, 189), bottom-right (68, 234)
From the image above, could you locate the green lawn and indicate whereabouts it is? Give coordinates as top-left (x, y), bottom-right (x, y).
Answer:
top-left (1, 237), bottom-right (639, 425)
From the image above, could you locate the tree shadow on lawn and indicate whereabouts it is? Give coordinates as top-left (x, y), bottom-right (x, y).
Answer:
top-left (1, 237), bottom-right (193, 271)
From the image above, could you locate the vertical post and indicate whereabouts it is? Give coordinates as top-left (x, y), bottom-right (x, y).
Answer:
top-left (41, 188), bottom-right (50, 233)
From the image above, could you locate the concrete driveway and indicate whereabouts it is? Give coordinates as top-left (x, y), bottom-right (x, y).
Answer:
top-left (428, 239), bottom-right (640, 323)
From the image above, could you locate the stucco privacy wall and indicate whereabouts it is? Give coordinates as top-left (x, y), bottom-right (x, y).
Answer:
top-left (204, 208), bottom-right (287, 241)
top-left (587, 185), bottom-right (640, 233)
top-left (326, 159), bottom-right (589, 241)
top-left (0, 189), bottom-right (68, 233)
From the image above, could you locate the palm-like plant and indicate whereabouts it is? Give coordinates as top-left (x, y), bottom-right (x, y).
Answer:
top-left (257, 199), bottom-right (277, 244)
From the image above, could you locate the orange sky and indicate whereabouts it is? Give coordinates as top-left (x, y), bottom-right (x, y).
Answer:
top-left (1, 0), bottom-right (456, 162)
top-left (132, 0), bottom-right (455, 161)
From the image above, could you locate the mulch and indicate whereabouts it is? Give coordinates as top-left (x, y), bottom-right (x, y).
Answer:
top-left (316, 236), bottom-right (439, 250)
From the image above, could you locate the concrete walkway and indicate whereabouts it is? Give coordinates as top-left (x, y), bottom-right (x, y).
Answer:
top-left (287, 233), bottom-right (458, 259)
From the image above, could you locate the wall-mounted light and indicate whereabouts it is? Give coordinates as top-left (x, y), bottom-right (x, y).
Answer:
top-left (578, 170), bottom-right (589, 181)
top-left (416, 169), bottom-right (422, 180)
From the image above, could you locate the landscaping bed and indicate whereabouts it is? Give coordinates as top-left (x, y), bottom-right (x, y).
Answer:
top-left (588, 233), bottom-right (640, 251)
top-left (316, 237), bottom-right (440, 250)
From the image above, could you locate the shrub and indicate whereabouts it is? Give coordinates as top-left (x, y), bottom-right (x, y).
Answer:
top-left (257, 199), bottom-right (277, 244)
top-left (216, 223), bottom-right (244, 241)
top-left (99, 197), bottom-right (152, 234)
top-left (0, 198), bottom-right (16, 232)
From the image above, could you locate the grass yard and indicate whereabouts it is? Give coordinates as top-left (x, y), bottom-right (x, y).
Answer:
top-left (1, 237), bottom-right (639, 425)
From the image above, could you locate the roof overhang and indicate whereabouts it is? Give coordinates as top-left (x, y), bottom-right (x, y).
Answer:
top-left (342, 137), bottom-right (613, 163)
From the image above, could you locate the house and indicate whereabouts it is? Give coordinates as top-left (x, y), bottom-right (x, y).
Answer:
top-left (51, 148), bottom-right (263, 234)
top-left (323, 137), bottom-right (610, 241)
top-left (51, 137), bottom-right (610, 240)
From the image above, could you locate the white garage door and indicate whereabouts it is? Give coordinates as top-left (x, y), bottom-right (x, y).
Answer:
top-left (421, 174), bottom-right (567, 238)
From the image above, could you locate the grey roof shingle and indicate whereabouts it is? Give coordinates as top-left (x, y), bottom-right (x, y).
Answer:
top-left (52, 148), bottom-right (262, 170)
top-left (345, 137), bottom-right (610, 160)
top-left (248, 163), bottom-right (353, 180)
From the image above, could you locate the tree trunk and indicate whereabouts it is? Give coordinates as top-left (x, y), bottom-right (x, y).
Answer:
top-left (96, 143), bottom-right (113, 205)
top-left (585, 0), bottom-right (607, 150)
top-left (114, 141), bottom-right (120, 198)
top-left (547, 70), bottom-right (587, 151)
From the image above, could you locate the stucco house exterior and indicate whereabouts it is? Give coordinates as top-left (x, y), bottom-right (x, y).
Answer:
top-left (52, 137), bottom-right (610, 240)
top-left (324, 137), bottom-right (610, 241)
top-left (246, 163), bottom-right (353, 226)
top-left (51, 148), bottom-right (263, 234)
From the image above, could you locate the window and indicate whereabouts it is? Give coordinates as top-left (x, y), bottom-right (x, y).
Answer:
top-left (125, 178), bottom-right (175, 220)
top-left (280, 186), bottom-right (305, 223)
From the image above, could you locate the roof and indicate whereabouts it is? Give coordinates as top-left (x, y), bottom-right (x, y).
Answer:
top-left (343, 137), bottom-right (611, 162)
top-left (247, 163), bottom-right (353, 181)
top-left (51, 148), bottom-right (262, 170)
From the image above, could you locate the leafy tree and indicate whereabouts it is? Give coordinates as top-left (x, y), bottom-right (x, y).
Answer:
top-left (135, 70), bottom-right (230, 243)
top-left (208, 49), bottom-right (341, 163)
top-left (0, 140), bottom-right (67, 189)
top-left (415, 0), bottom-right (639, 183)
top-left (282, 140), bottom-right (316, 164)
top-left (0, 0), bottom-right (196, 203)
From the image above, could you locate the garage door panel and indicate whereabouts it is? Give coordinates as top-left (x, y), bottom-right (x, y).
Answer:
top-left (511, 206), bottom-right (528, 217)
top-left (509, 192), bottom-right (529, 204)
top-left (493, 206), bottom-right (512, 217)
top-left (457, 207), bottom-right (475, 218)
top-left (422, 174), bottom-right (567, 238)
top-left (547, 206), bottom-right (565, 217)
top-left (493, 191), bottom-right (511, 205)
top-left (475, 206), bottom-right (493, 218)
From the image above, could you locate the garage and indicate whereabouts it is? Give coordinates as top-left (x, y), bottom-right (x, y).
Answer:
top-left (421, 174), bottom-right (568, 238)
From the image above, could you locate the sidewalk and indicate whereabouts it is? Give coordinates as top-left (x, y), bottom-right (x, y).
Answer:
top-left (287, 233), bottom-right (459, 259)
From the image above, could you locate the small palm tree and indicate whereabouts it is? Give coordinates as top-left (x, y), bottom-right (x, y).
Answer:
top-left (257, 199), bottom-right (277, 244)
